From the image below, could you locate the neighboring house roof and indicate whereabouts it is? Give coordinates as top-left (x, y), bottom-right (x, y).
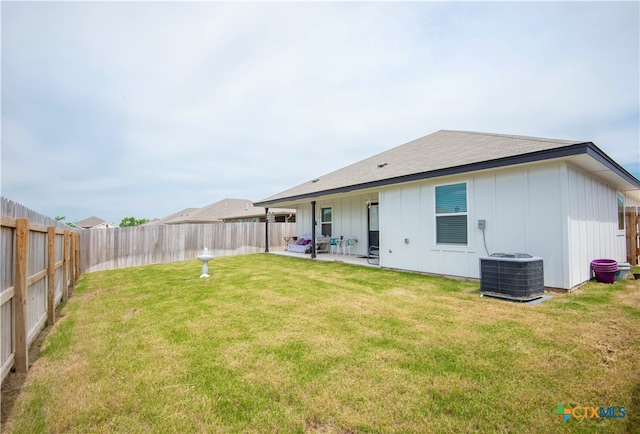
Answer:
top-left (161, 199), bottom-right (295, 224)
top-left (75, 216), bottom-right (112, 229)
top-left (255, 129), bottom-right (640, 206)
top-left (185, 199), bottom-right (258, 223)
top-left (222, 206), bottom-right (295, 222)
top-left (148, 207), bottom-right (200, 225)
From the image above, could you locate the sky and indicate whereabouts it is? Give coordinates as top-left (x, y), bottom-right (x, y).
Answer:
top-left (2, 1), bottom-right (639, 224)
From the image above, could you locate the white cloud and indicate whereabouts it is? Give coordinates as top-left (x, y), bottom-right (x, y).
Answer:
top-left (2, 1), bottom-right (638, 222)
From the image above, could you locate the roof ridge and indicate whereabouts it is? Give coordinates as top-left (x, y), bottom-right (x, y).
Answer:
top-left (439, 129), bottom-right (581, 144)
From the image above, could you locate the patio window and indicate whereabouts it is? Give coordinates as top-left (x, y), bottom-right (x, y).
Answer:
top-left (617, 194), bottom-right (624, 231)
top-left (321, 207), bottom-right (332, 236)
top-left (435, 182), bottom-right (468, 245)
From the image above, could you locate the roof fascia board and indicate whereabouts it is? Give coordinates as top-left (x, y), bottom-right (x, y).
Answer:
top-left (583, 143), bottom-right (640, 187)
top-left (255, 142), bottom-right (639, 207)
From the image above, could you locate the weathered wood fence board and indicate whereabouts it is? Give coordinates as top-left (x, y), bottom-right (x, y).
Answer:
top-left (79, 222), bottom-right (296, 273)
top-left (626, 207), bottom-right (639, 265)
top-left (1, 197), bottom-right (80, 383)
top-left (1, 197), bottom-right (296, 384)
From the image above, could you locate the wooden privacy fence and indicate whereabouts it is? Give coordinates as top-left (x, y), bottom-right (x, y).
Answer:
top-left (1, 216), bottom-right (79, 382)
top-left (626, 207), bottom-right (639, 265)
top-left (80, 222), bottom-right (297, 273)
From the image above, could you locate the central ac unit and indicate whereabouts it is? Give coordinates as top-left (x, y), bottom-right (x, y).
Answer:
top-left (480, 253), bottom-right (544, 301)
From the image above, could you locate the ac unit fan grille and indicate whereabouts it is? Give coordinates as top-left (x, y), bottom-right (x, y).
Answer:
top-left (480, 256), bottom-right (544, 301)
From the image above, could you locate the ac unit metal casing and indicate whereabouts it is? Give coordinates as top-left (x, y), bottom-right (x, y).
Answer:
top-left (480, 253), bottom-right (544, 301)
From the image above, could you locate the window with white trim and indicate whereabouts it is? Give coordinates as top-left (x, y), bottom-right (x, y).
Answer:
top-left (435, 182), bottom-right (468, 245)
top-left (617, 194), bottom-right (624, 231)
top-left (321, 207), bottom-right (332, 236)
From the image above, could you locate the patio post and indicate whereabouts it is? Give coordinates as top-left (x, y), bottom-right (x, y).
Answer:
top-left (311, 201), bottom-right (317, 258)
top-left (264, 207), bottom-right (269, 253)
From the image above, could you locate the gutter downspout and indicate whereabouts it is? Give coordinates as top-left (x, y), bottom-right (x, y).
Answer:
top-left (311, 201), bottom-right (317, 259)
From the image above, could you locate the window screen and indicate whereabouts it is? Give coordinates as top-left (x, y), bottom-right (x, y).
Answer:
top-left (435, 183), bottom-right (467, 245)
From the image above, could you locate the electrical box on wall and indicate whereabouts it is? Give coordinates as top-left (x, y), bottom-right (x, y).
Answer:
top-left (478, 219), bottom-right (486, 230)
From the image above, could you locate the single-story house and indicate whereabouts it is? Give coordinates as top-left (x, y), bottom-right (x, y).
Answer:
top-left (155, 199), bottom-right (295, 224)
top-left (255, 130), bottom-right (640, 290)
top-left (75, 216), bottom-right (115, 229)
top-left (146, 207), bottom-right (201, 225)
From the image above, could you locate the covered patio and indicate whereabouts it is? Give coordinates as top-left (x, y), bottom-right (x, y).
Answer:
top-left (269, 250), bottom-right (379, 267)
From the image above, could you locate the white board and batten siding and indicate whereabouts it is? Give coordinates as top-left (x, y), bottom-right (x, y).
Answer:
top-left (379, 162), bottom-right (560, 287)
top-left (376, 161), bottom-right (629, 290)
top-left (290, 160), bottom-right (632, 290)
top-left (565, 165), bottom-right (630, 288)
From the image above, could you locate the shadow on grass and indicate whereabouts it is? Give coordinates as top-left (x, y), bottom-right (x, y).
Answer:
top-left (626, 382), bottom-right (640, 433)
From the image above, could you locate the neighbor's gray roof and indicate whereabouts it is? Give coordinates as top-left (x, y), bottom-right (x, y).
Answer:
top-left (75, 216), bottom-right (109, 228)
top-left (255, 129), bottom-right (639, 206)
top-left (221, 205), bottom-right (295, 221)
top-left (148, 207), bottom-right (200, 225)
top-left (163, 199), bottom-right (294, 224)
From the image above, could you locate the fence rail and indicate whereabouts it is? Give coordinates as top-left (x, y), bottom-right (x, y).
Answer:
top-left (79, 222), bottom-right (296, 273)
top-left (1, 198), bottom-right (80, 383)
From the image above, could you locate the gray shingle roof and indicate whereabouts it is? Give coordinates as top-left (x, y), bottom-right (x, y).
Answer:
top-left (185, 199), bottom-right (262, 223)
top-left (148, 208), bottom-right (200, 225)
top-left (161, 199), bottom-right (295, 224)
top-left (255, 130), bottom-right (587, 205)
top-left (75, 216), bottom-right (108, 228)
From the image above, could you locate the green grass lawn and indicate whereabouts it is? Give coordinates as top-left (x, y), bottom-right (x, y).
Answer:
top-left (3, 254), bottom-right (639, 433)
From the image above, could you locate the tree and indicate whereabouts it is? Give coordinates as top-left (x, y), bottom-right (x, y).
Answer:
top-left (119, 217), bottom-right (150, 227)
top-left (54, 215), bottom-right (78, 228)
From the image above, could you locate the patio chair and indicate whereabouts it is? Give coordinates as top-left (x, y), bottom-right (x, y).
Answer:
top-left (344, 238), bottom-right (357, 256)
top-left (329, 237), bottom-right (340, 254)
top-left (367, 245), bottom-right (380, 265)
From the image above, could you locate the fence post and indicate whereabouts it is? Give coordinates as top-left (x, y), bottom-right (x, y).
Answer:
top-left (70, 233), bottom-right (76, 292)
top-left (264, 208), bottom-right (269, 253)
top-left (74, 232), bottom-right (80, 284)
top-left (63, 230), bottom-right (70, 302)
top-left (626, 208), bottom-right (639, 265)
top-left (14, 218), bottom-right (29, 373)
top-left (311, 201), bottom-right (317, 259)
top-left (47, 227), bottom-right (56, 325)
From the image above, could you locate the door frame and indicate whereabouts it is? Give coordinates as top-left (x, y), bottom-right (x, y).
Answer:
top-left (367, 202), bottom-right (379, 251)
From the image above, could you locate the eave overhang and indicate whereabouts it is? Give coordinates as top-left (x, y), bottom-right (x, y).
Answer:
top-left (255, 142), bottom-right (640, 207)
